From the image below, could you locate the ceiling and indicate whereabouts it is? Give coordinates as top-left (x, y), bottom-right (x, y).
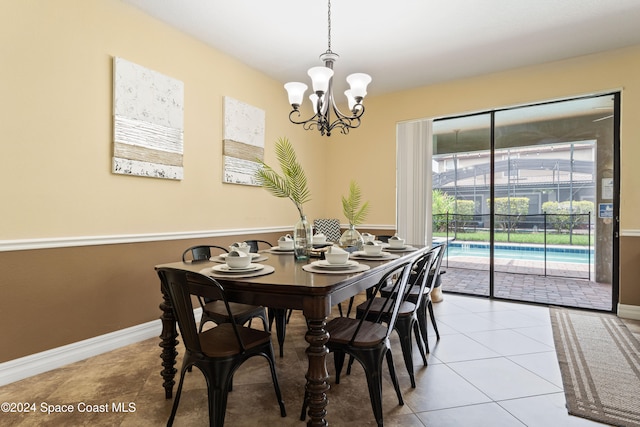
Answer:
top-left (120, 0), bottom-right (640, 99)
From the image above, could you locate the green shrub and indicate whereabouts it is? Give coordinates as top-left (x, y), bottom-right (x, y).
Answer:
top-left (542, 200), bottom-right (594, 233)
top-left (432, 190), bottom-right (455, 232)
top-left (455, 199), bottom-right (476, 229)
top-left (488, 197), bottom-right (529, 231)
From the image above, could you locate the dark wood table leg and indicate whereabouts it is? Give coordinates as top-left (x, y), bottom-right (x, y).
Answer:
top-left (159, 285), bottom-right (178, 399)
top-left (304, 315), bottom-right (330, 427)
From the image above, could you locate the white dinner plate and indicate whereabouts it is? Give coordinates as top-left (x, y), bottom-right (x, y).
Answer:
top-left (216, 252), bottom-right (261, 259)
top-left (211, 263), bottom-right (264, 273)
top-left (352, 251), bottom-right (393, 258)
top-left (271, 246), bottom-right (294, 252)
top-left (311, 260), bottom-right (359, 269)
top-left (384, 246), bottom-right (417, 252)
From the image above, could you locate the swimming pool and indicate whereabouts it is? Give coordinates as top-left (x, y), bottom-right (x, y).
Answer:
top-left (445, 242), bottom-right (593, 264)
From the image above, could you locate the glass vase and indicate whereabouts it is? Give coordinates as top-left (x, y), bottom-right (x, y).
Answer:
top-left (293, 215), bottom-right (312, 261)
top-left (339, 224), bottom-right (364, 251)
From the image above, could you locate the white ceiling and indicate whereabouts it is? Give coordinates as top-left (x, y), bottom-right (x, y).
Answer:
top-left (120, 0), bottom-right (640, 98)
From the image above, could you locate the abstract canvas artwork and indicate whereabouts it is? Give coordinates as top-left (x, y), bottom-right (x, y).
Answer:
top-left (222, 96), bottom-right (265, 186)
top-left (112, 57), bottom-right (184, 180)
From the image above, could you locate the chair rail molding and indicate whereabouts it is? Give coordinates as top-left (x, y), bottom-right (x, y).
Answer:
top-left (0, 224), bottom-right (400, 252)
top-left (0, 227), bottom-right (290, 252)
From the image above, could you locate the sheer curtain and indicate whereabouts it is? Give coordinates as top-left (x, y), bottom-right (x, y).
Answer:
top-left (396, 120), bottom-right (433, 246)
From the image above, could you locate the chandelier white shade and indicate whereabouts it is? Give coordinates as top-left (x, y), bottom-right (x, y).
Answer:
top-left (284, 0), bottom-right (371, 136)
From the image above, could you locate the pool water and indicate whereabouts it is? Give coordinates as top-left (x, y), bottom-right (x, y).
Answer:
top-left (446, 243), bottom-right (593, 264)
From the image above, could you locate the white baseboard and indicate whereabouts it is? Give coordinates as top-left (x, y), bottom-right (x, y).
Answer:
top-left (618, 303), bottom-right (640, 320)
top-left (0, 308), bottom-right (202, 386)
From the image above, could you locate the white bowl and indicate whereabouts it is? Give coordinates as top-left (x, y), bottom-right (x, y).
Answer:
top-left (278, 240), bottom-right (294, 250)
top-left (363, 242), bottom-right (383, 255)
top-left (312, 234), bottom-right (327, 245)
top-left (388, 238), bottom-right (406, 248)
top-left (225, 250), bottom-right (252, 268)
top-left (325, 251), bottom-right (349, 265)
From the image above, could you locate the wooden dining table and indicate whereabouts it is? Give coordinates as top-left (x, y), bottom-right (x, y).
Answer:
top-left (155, 245), bottom-right (425, 426)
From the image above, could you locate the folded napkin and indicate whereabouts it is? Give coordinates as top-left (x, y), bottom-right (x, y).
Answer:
top-left (228, 249), bottom-right (249, 258)
top-left (327, 246), bottom-right (348, 254)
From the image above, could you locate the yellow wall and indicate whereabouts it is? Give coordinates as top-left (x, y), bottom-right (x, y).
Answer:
top-left (1, 0), bottom-right (328, 241)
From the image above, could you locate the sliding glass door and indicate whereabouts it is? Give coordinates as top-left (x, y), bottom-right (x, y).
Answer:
top-left (432, 94), bottom-right (617, 311)
top-left (433, 113), bottom-right (491, 296)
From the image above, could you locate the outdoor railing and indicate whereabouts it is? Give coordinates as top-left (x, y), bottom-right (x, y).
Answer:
top-left (433, 212), bottom-right (593, 280)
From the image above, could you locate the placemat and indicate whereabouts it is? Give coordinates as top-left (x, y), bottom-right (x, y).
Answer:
top-left (302, 263), bottom-right (370, 274)
top-left (350, 252), bottom-right (400, 261)
top-left (200, 264), bottom-right (275, 279)
top-left (268, 249), bottom-right (295, 255)
top-left (383, 246), bottom-right (419, 253)
top-left (210, 255), bottom-right (268, 263)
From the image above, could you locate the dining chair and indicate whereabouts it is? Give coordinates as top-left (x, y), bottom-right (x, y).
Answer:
top-left (381, 242), bottom-right (446, 353)
top-left (300, 260), bottom-right (414, 427)
top-left (243, 239), bottom-right (295, 357)
top-left (157, 267), bottom-right (286, 426)
top-left (312, 219), bottom-right (362, 318)
top-left (182, 245), bottom-right (269, 332)
top-left (351, 247), bottom-right (436, 388)
top-left (313, 218), bottom-right (342, 243)
top-left (244, 239), bottom-right (273, 253)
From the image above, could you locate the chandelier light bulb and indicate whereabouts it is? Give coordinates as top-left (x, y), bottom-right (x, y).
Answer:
top-left (346, 73), bottom-right (372, 101)
top-left (284, 82), bottom-right (308, 108)
top-left (344, 90), bottom-right (356, 111)
top-left (309, 93), bottom-right (319, 113)
top-left (307, 66), bottom-right (334, 94)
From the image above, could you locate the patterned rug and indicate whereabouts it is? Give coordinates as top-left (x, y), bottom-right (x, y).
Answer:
top-left (550, 308), bottom-right (640, 427)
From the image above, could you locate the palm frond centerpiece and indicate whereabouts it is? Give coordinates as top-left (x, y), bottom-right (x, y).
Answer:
top-left (342, 180), bottom-right (370, 226)
top-left (254, 137), bottom-right (311, 217)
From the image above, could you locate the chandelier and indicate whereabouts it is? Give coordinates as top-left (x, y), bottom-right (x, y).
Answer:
top-left (284, 0), bottom-right (372, 137)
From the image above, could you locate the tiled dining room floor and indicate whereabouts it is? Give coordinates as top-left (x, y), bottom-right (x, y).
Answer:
top-left (2, 293), bottom-right (636, 426)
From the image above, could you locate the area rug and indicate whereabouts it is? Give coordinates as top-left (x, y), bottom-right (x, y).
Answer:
top-left (550, 307), bottom-right (640, 427)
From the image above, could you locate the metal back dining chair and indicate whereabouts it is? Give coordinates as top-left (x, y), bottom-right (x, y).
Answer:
top-left (313, 218), bottom-right (342, 243)
top-left (415, 242), bottom-right (446, 349)
top-left (242, 239), bottom-right (293, 357)
top-left (181, 245), bottom-right (226, 263)
top-left (300, 260), bottom-right (414, 427)
top-left (181, 245), bottom-right (269, 332)
top-left (376, 235), bottom-right (393, 243)
top-left (157, 267), bottom-right (286, 426)
top-left (244, 239), bottom-right (273, 253)
top-left (353, 247), bottom-right (436, 387)
top-left (381, 242), bottom-right (446, 353)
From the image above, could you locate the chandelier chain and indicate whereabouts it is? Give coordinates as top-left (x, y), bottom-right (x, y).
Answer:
top-left (327, 0), bottom-right (332, 53)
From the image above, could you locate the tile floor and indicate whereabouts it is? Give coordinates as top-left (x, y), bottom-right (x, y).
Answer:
top-left (2, 293), bottom-right (637, 426)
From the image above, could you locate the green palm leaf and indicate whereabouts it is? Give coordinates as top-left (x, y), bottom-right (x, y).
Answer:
top-left (255, 137), bottom-right (311, 216)
top-left (342, 180), bottom-right (370, 226)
